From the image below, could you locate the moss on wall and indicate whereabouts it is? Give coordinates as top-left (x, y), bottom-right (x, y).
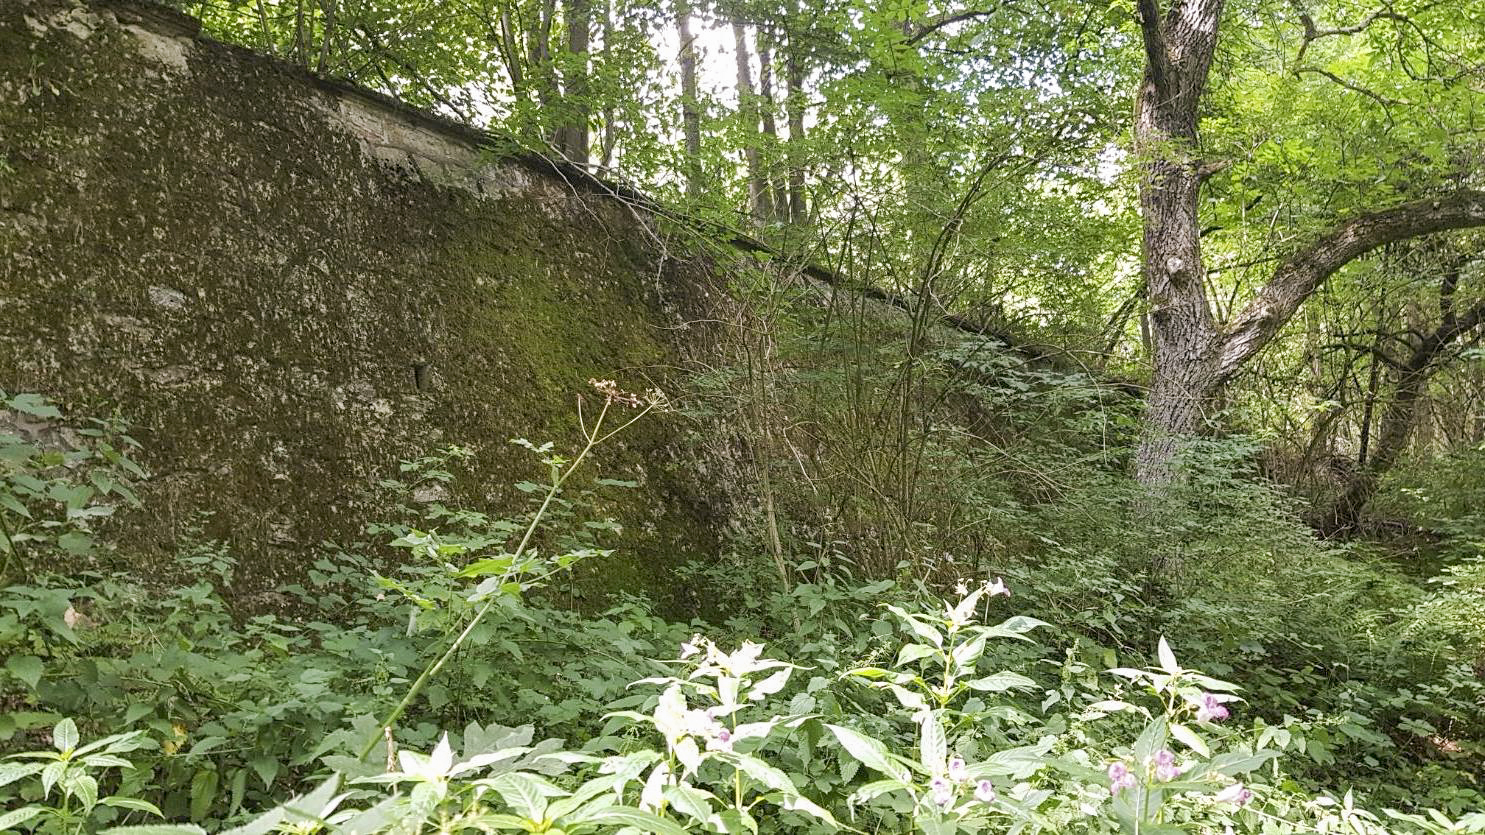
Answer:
top-left (0, 0), bottom-right (735, 615)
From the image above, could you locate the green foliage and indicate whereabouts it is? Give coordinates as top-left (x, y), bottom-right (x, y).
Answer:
top-left (1, 360), bottom-right (1481, 833)
top-left (0, 391), bottom-right (145, 581)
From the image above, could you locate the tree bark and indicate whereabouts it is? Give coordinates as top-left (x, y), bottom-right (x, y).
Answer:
top-left (733, 21), bottom-right (772, 221)
top-left (677, 1), bottom-right (703, 197)
top-left (1130, 0), bottom-right (1226, 484)
top-left (1218, 191), bottom-right (1485, 381)
top-left (556, 0), bottom-right (591, 164)
top-left (757, 27), bottom-right (788, 220)
top-left (784, 26), bottom-right (807, 223)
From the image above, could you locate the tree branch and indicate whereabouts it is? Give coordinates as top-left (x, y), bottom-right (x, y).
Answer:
top-left (1288, 0), bottom-right (1409, 66)
top-left (1217, 190), bottom-right (1485, 380)
top-left (1135, 0), bottom-right (1172, 95)
top-left (904, 7), bottom-right (1000, 46)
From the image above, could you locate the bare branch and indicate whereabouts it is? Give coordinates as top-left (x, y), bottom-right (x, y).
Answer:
top-left (904, 7), bottom-right (1000, 46)
top-left (1288, 0), bottom-right (1409, 66)
top-left (1295, 66), bottom-right (1408, 110)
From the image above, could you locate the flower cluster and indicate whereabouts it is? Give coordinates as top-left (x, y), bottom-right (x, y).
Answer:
top-left (1108, 749), bottom-right (1185, 797)
top-left (953, 577), bottom-right (1011, 598)
top-left (652, 685), bottom-right (734, 753)
top-left (1196, 692), bottom-right (1230, 723)
top-left (1151, 749), bottom-right (1182, 782)
top-left (930, 755), bottom-right (997, 808)
top-left (588, 378), bottom-right (667, 410)
top-left (1107, 761), bottom-right (1136, 795)
top-left (945, 577), bottom-right (1013, 628)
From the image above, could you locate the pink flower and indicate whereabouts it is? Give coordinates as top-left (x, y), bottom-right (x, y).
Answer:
top-left (974, 779), bottom-right (996, 803)
top-left (1149, 749), bottom-right (1181, 781)
top-left (1107, 761), bottom-right (1136, 794)
top-left (948, 756), bottom-right (968, 783)
top-left (1215, 782), bottom-right (1253, 806)
top-left (706, 727), bottom-right (733, 752)
top-left (1196, 693), bottom-right (1230, 723)
top-left (930, 776), bottom-right (954, 806)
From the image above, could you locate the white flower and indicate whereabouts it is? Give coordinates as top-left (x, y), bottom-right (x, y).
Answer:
top-left (680, 633), bottom-right (704, 659)
top-left (653, 685), bottom-right (691, 743)
top-left (947, 756), bottom-right (968, 783)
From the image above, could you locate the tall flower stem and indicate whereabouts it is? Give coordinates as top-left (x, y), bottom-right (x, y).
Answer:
top-left (359, 394), bottom-right (654, 761)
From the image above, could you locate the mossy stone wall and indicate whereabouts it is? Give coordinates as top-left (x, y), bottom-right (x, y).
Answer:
top-left (0, 0), bottom-right (735, 613)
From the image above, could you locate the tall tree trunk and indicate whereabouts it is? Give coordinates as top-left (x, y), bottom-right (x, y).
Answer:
top-left (732, 21), bottom-right (772, 221)
top-left (316, 0), bottom-right (338, 74)
top-left (598, 0), bottom-right (618, 169)
top-left (557, 0), bottom-right (591, 163)
top-left (784, 27), bottom-right (807, 223)
top-left (676, 1), bottom-right (702, 197)
top-left (1129, 0), bottom-right (1225, 484)
top-left (756, 27), bottom-right (788, 220)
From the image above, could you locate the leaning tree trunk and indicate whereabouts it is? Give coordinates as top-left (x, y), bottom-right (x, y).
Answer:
top-left (1320, 281), bottom-right (1485, 534)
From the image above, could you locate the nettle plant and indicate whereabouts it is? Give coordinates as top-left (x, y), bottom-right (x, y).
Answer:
top-left (0, 391), bottom-right (144, 584)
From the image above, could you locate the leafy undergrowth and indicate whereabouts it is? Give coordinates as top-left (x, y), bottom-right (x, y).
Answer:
top-left (1, 390), bottom-right (1482, 833)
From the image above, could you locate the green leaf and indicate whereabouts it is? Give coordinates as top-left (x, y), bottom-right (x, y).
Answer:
top-left (0, 762), bottom-right (46, 788)
top-left (1169, 722), bottom-right (1210, 758)
top-left (482, 771), bottom-right (563, 820)
top-left (101, 797), bottom-right (165, 816)
top-left (73, 773), bottom-right (100, 810)
top-left (189, 768), bottom-right (218, 821)
top-left (825, 724), bottom-right (911, 780)
top-left (7, 393), bottom-right (62, 419)
top-left (964, 671), bottom-right (1036, 692)
top-left (53, 717), bottom-right (78, 753)
top-left (919, 710), bottom-right (946, 774)
top-left (663, 783), bottom-right (717, 822)
top-left (894, 643), bottom-right (938, 667)
top-left (7, 655), bottom-right (43, 689)
top-left (219, 775), bottom-right (341, 835)
top-left (886, 605), bottom-right (942, 647)
top-left (0, 492), bottom-right (32, 519)
top-left (1156, 637), bottom-right (1180, 674)
top-left (950, 634), bottom-right (986, 670)
top-left (97, 820), bottom-right (210, 826)
top-left (0, 807), bottom-right (44, 831)
top-left (580, 806), bottom-right (692, 835)
top-left (1134, 716), bottom-right (1169, 765)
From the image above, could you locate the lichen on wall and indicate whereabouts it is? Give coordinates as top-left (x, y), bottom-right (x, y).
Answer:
top-left (0, 0), bottom-right (735, 614)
